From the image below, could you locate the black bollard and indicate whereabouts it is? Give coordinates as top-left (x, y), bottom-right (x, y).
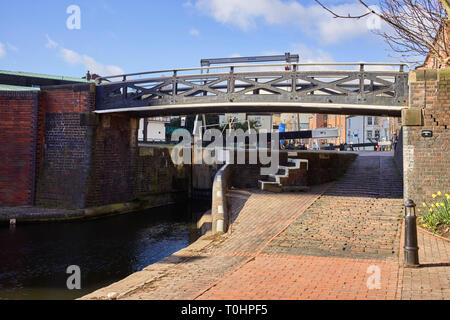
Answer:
top-left (404, 199), bottom-right (420, 268)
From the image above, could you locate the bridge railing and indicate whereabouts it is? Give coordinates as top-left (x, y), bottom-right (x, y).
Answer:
top-left (96, 62), bottom-right (409, 84)
top-left (95, 63), bottom-right (410, 112)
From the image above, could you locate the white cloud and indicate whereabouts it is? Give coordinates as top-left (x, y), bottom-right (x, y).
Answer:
top-left (189, 28), bottom-right (200, 37)
top-left (45, 35), bottom-right (124, 76)
top-left (45, 34), bottom-right (58, 49)
top-left (61, 48), bottom-right (124, 76)
top-left (192, 0), bottom-right (383, 43)
top-left (7, 42), bottom-right (18, 52)
top-left (183, 0), bottom-right (194, 8)
top-left (0, 42), bottom-right (5, 58)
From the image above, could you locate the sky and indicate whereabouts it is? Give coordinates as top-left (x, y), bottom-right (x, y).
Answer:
top-left (0, 0), bottom-right (410, 78)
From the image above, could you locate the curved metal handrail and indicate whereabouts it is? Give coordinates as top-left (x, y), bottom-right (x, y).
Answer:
top-left (96, 62), bottom-right (410, 84)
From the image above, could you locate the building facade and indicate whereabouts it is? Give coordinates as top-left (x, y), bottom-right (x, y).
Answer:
top-left (346, 116), bottom-right (392, 150)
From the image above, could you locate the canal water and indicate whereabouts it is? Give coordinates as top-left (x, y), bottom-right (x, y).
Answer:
top-left (0, 200), bottom-right (210, 300)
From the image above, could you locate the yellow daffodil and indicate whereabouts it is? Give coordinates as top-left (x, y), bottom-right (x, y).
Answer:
top-left (431, 203), bottom-right (435, 208)
top-left (422, 223), bottom-right (427, 227)
top-left (422, 202), bottom-right (427, 207)
top-left (432, 194), bottom-right (437, 198)
top-left (441, 202), bottom-right (445, 206)
top-left (418, 208), bottom-right (421, 212)
top-left (437, 191), bottom-right (442, 196)
top-left (429, 208), bottom-right (433, 213)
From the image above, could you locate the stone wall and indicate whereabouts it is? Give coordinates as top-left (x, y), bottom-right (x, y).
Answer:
top-left (280, 151), bottom-right (358, 186)
top-left (404, 69), bottom-right (450, 204)
top-left (0, 91), bottom-right (39, 206)
top-left (134, 145), bottom-right (190, 203)
top-left (193, 149), bottom-right (357, 191)
top-left (85, 114), bottom-right (138, 207)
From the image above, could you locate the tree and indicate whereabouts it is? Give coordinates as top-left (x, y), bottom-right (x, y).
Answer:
top-left (314, 0), bottom-right (450, 66)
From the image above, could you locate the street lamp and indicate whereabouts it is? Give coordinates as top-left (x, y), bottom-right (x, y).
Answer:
top-left (404, 199), bottom-right (420, 268)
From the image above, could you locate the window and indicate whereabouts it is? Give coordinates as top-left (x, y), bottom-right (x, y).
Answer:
top-left (367, 117), bottom-right (373, 125)
top-left (375, 130), bottom-right (380, 139)
top-left (348, 131), bottom-right (351, 138)
top-left (367, 130), bottom-right (373, 139)
top-left (373, 117), bottom-right (378, 125)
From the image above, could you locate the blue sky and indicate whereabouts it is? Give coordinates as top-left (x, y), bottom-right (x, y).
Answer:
top-left (0, 0), bottom-right (406, 78)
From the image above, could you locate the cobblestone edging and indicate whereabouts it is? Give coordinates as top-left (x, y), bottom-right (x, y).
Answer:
top-left (417, 226), bottom-right (450, 243)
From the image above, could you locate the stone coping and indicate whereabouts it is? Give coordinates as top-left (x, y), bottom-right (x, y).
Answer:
top-left (417, 225), bottom-right (450, 243)
top-left (0, 193), bottom-right (184, 225)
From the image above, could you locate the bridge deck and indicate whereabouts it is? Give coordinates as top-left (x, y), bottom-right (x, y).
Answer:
top-left (94, 63), bottom-right (409, 117)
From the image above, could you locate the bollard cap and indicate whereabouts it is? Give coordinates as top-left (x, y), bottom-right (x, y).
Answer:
top-left (404, 199), bottom-right (416, 208)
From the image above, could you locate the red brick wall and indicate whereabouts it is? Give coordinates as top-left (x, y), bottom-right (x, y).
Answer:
top-left (34, 84), bottom-right (96, 209)
top-left (0, 91), bottom-right (39, 206)
top-left (85, 114), bottom-right (139, 207)
top-left (404, 69), bottom-right (450, 203)
top-left (421, 21), bottom-right (449, 69)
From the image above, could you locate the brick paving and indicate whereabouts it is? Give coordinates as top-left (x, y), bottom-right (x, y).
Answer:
top-left (199, 255), bottom-right (399, 300)
top-left (398, 228), bottom-right (450, 300)
top-left (82, 184), bottom-right (328, 300)
top-left (262, 156), bottom-right (404, 261)
top-left (82, 153), bottom-right (450, 300)
top-left (197, 155), bottom-right (405, 300)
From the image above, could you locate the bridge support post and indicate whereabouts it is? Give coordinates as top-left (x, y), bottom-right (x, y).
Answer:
top-left (403, 69), bottom-right (450, 205)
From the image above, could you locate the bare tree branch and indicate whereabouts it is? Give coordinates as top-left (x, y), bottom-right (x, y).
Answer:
top-left (313, 0), bottom-right (450, 67)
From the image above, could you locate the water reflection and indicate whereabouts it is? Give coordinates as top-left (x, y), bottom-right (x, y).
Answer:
top-left (0, 200), bottom-right (209, 300)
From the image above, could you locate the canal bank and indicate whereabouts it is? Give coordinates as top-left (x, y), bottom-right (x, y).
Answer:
top-left (0, 191), bottom-right (187, 225)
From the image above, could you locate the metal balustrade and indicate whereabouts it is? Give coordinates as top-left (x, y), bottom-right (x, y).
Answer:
top-left (95, 63), bottom-right (409, 116)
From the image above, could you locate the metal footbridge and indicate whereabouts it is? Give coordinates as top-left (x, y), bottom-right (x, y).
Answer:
top-left (94, 62), bottom-right (409, 117)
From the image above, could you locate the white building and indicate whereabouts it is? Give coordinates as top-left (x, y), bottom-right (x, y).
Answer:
top-left (138, 117), bottom-right (171, 142)
top-left (346, 116), bottom-right (392, 150)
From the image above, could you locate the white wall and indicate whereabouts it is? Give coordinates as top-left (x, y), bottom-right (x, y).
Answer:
top-left (138, 119), bottom-right (167, 141)
top-left (346, 116), bottom-right (392, 150)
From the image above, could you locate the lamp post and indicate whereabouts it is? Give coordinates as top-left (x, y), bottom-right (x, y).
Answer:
top-left (404, 199), bottom-right (420, 268)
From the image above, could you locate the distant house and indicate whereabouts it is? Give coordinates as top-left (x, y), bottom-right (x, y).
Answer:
top-left (138, 117), bottom-right (171, 142)
top-left (418, 20), bottom-right (449, 69)
top-left (346, 116), bottom-right (392, 150)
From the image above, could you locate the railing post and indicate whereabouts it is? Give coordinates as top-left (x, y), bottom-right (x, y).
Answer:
top-left (359, 64), bottom-right (365, 96)
top-left (291, 64), bottom-right (297, 93)
top-left (172, 70), bottom-right (178, 97)
top-left (228, 66), bottom-right (235, 100)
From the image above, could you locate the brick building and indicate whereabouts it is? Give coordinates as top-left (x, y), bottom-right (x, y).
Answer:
top-left (308, 114), bottom-right (346, 146)
top-left (418, 20), bottom-right (449, 69)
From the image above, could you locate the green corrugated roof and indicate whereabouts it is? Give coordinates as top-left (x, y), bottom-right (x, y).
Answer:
top-left (0, 84), bottom-right (41, 91)
top-left (0, 70), bottom-right (93, 83)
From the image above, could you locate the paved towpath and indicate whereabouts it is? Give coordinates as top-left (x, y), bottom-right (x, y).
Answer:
top-left (82, 153), bottom-right (450, 300)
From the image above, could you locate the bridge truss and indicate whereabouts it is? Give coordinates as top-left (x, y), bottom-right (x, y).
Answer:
top-left (95, 63), bottom-right (409, 116)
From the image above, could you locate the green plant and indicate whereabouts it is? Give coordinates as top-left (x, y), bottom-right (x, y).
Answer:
top-left (419, 191), bottom-right (450, 231)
